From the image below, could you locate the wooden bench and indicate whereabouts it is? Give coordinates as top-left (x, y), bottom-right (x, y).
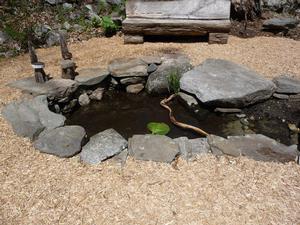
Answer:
top-left (123, 0), bottom-right (231, 44)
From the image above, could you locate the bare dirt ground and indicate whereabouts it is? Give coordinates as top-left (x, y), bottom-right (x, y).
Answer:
top-left (1, 36), bottom-right (300, 225)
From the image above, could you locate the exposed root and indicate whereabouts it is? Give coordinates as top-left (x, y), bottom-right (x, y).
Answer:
top-left (160, 94), bottom-right (209, 137)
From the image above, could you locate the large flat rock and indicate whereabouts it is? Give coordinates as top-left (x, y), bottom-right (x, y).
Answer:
top-left (34, 125), bottom-right (86, 157)
top-left (108, 58), bottom-right (148, 78)
top-left (2, 95), bottom-right (66, 140)
top-left (174, 137), bottom-right (209, 160)
top-left (128, 135), bottom-right (180, 163)
top-left (180, 59), bottom-right (276, 107)
top-left (80, 128), bottom-right (128, 165)
top-left (207, 134), bottom-right (299, 163)
top-left (263, 18), bottom-right (299, 30)
top-left (7, 77), bottom-right (78, 100)
top-left (75, 68), bottom-right (109, 86)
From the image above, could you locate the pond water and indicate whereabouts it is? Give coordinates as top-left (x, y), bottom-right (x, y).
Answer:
top-left (66, 90), bottom-right (296, 145)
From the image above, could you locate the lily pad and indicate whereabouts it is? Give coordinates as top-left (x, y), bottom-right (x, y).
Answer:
top-left (147, 122), bottom-right (170, 135)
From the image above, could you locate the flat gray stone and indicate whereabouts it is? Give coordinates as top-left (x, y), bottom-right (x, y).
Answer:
top-left (108, 58), bottom-right (148, 78)
top-left (120, 77), bottom-right (145, 85)
top-left (80, 129), bottom-right (127, 165)
top-left (112, 149), bottom-right (128, 166)
top-left (126, 83), bottom-right (144, 94)
top-left (214, 108), bottom-right (242, 113)
top-left (128, 135), bottom-right (180, 163)
top-left (273, 75), bottom-right (300, 94)
top-left (8, 77), bottom-right (78, 100)
top-left (75, 68), bottom-right (109, 86)
top-left (263, 18), bottom-right (299, 30)
top-left (2, 95), bottom-right (65, 140)
top-left (34, 126), bottom-right (86, 157)
top-left (207, 134), bottom-right (299, 163)
top-left (273, 93), bottom-right (289, 100)
top-left (146, 54), bottom-right (192, 94)
top-left (174, 137), bottom-right (209, 160)
top-left (180, 59), bottom-right (276, 107)
top-left (0, 31), bottom-right (9, 45)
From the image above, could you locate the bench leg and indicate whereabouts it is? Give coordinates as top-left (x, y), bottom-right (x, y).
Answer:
top-left (208, 33), bottom-right (229, 44)
top-left (124, 35), bottom-right (144, 44)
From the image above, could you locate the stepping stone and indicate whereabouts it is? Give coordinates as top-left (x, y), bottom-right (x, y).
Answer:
top-left (263, 18), bottom-right (299, 30)
top-left (7, 77), bottom-right (78, 100)
top-left (140, 56), bottom-right (162, 65)
top-left (146, 54), bottom-right (192, 94)
top-left (180, 59), bottom-right (276, 107)
top-left (207, 134), bottom-right (299, 163)
top-left (128, 134), bottom-right (180, 163)
top-left (108, 58), bottom-right (148, 78)
top-left (174, 137), bottom-right (209, 160)
top-left (75, 68), bottom-right (109, 86)
top-left (34, 125), bottom-right (86, 157)
top-left (80, 128), bottom-right (127, 165)
top-left (2, 95), bottom-right (65, 140)
top-left (273, 75), bottom-right (300, 94)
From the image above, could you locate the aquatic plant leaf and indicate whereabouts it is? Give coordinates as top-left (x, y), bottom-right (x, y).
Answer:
top-left (147, 122), bottom-right (170, 135)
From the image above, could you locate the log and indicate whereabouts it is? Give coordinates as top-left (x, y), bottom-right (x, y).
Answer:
top-left (123, 18), bottom-right (231, 36)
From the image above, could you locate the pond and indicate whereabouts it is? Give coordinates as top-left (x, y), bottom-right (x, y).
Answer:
top-left (66, 90), bottom-right (298, 145)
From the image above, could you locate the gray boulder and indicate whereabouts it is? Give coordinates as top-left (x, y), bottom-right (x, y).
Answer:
top-left (178, 92), bottom-right (199, 109)
top-left (263, 18), bottom-right (299, 30)
top-left (75, 68), bottom-right (109, 86)
top-left (140, 56), bottom-right (162, 65)
top-left (207, 134), bottom-right (299, 163)
top-left (2, 95), bottom-right (65, 140)
top-left (46, 31), bottom-right (61, 47)
top-left (180, 59), bottom-right (276, 107)
top-left (146, 54), bottom-right (192, 94)
top-left (8, 77), bottom-right (78, 100)
top-left (273, 75), bottom-right (300, 94)
top-left (108, 58), bottom-right (148, 78)
top-left (34, 125), bottom-right (86, 157)
top-left (128, 135), bottom-right (180, 163)
top-left (80, 129), bottom-right (127, 164)
top-left (174, 137), bottom-right (210, 160)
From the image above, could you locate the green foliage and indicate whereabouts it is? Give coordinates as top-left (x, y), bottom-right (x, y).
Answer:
top-left (91, 17), bottom-right (102, 28)
top-left (167, 70), bottom-right (181, 94)
top-left (147, 122), bottom-right (170, 135)
top-left (101, 16), bottom-right (119, 36)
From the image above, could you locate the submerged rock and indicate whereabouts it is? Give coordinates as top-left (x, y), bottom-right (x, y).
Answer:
top-left (108, 58), bottom-right (148, 78)
top-left (146, 54), bottom-right (192, 94)
top-left (128, 134), bottom-right (180, 163)
top-left (89, 88), bottom-right (104, 101)
top-left (273, 75), bottom-right (300, 94)
top-left (180, 59), bottom-right (276, 107)
top-left (2, 95), bottom-right (65, 140)
top-left (75, 68), bottom-right (109, 86)
top-left (207, 134), bottom-right (299, 163)
top-left (34, 125), bottom-right (86, 157)
top-left (80, 129), bottom-right (127, 165)
top-left (78, 93), bottom-right (90, 106)
top-left (126, 83), bottom-right (144, 94)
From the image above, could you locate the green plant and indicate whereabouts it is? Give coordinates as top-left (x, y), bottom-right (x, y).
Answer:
top-left (147, 122), bottom-right (170, 135)
top-left (167, 70), bottom-right (181, 94)
top-left (101, 16), bottom-right (119, 36)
